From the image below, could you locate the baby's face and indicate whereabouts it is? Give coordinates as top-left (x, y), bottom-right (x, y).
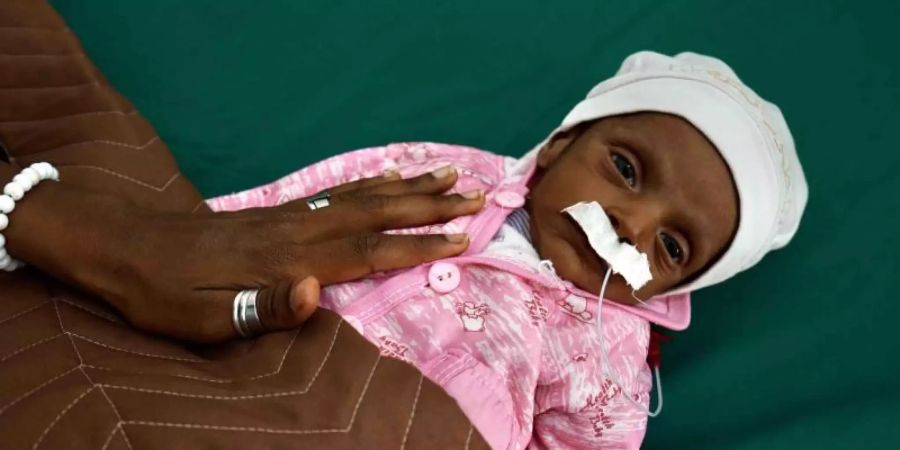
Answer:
top-left (527, 112), bottom-right (738, 303)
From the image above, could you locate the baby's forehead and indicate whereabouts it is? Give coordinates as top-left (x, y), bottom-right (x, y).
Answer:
top-left (582, 111), bottom-right (739, 246)
top-left (590, 113), bottom-right (729, 169)
top-left (589, 112), bottom-right (702, 140)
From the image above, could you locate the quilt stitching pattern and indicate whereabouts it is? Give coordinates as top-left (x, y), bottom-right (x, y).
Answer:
top-left (0, 5), bottom-right (486, 448)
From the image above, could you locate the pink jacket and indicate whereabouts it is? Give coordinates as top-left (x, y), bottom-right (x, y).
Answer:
top-left (208, 143), bottom-right (692, 450)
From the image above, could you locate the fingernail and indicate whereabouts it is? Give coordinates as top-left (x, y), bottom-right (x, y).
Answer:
top-left (460, 189), bottom-right (482, 200)
top-left (445, 233), bottom-right (468, 244)
top-left (431, 165), bottom-right (455, 178)
top-left (290, 276), bottom-right (320, 313)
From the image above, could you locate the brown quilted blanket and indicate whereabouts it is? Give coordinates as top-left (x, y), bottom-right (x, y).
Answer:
top-left (0, 2), bottom-right (487, 449)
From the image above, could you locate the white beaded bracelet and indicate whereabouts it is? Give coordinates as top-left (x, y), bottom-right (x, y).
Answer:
top-left (0, 162), bottom-right (59, 272)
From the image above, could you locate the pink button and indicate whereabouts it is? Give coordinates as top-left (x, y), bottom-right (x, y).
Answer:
top-left (428, 262), bottom-right (461, 294)
top-left (494, 191), bottom-right (525, 208)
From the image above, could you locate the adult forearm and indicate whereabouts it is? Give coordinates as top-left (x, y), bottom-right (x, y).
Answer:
top-left (1, 162), bottom-right (134, 299)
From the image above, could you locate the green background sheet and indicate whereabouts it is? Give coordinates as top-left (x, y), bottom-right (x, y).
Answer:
top-left (50, 1), bottom-right (900, 448)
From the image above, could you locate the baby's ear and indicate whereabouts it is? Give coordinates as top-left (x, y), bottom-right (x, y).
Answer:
top-left (537, 127), bottom-right (579, 169)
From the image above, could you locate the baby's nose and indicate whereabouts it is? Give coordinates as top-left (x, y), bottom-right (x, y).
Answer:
top-left (608, 215), bottom-right (635, 245)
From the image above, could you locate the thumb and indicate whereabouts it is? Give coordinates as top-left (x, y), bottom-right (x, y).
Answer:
top-left (256, 276), bottom-right (320, 332)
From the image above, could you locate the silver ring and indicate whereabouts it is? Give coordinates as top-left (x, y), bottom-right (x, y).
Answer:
top-left (232, 289), bottom-right (264, 338)
top-left (306, 191), bottom-right (331, 210)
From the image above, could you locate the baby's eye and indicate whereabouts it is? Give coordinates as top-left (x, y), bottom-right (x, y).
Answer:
top-left (611, 152), bottom-right (636, 187)
top-left (660, 233), bottom-right (684, 262)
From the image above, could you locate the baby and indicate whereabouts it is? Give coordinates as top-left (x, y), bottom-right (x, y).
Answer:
top-left (209, 51), bottom-right (808, 449)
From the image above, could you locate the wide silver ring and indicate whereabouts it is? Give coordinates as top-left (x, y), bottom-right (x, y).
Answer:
top-left (232, 289), bottom-right (264, 338)
top-left (306, 191), bottom-right (331, 210)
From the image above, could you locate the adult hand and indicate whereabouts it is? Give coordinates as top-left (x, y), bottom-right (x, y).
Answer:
top-left (3, 165), bottom-right (483, 343)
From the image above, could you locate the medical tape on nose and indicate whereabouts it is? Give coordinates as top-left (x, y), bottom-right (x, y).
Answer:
top-left (562, 201), bottom-right (653, 290)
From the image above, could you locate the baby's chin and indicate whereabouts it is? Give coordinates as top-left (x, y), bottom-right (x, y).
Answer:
top-left (568, 269), bottom-right (643, 305)
top-left (558, 263), bottom-right (645, 305)
top-left (532, 226), bottom-right (641, 305)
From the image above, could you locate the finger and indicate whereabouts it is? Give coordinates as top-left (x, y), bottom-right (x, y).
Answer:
top-left (304, 233), bottom-right (470, 285)
top-left (275, 172), bottom-right (400, 213)
top-left (254, 277), bottom-right (321, 332)
top-left (332, 165), bottom-right (458, 201)
top-left (325, 171), bottom-right (402, 197)
top-left (284, 165), bottom-right (458, 212)
top-left (150, 279), bottom-right (319, 344)
top-left (299, 190), bottom-right (484, 241)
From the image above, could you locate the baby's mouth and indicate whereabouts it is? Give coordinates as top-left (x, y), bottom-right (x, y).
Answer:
top-left (562, 202), bottom-right (654, 291)
top-left (558, 214), bottom-right (611, 275)
top-left (596, 256), bottom-right (610, 274)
